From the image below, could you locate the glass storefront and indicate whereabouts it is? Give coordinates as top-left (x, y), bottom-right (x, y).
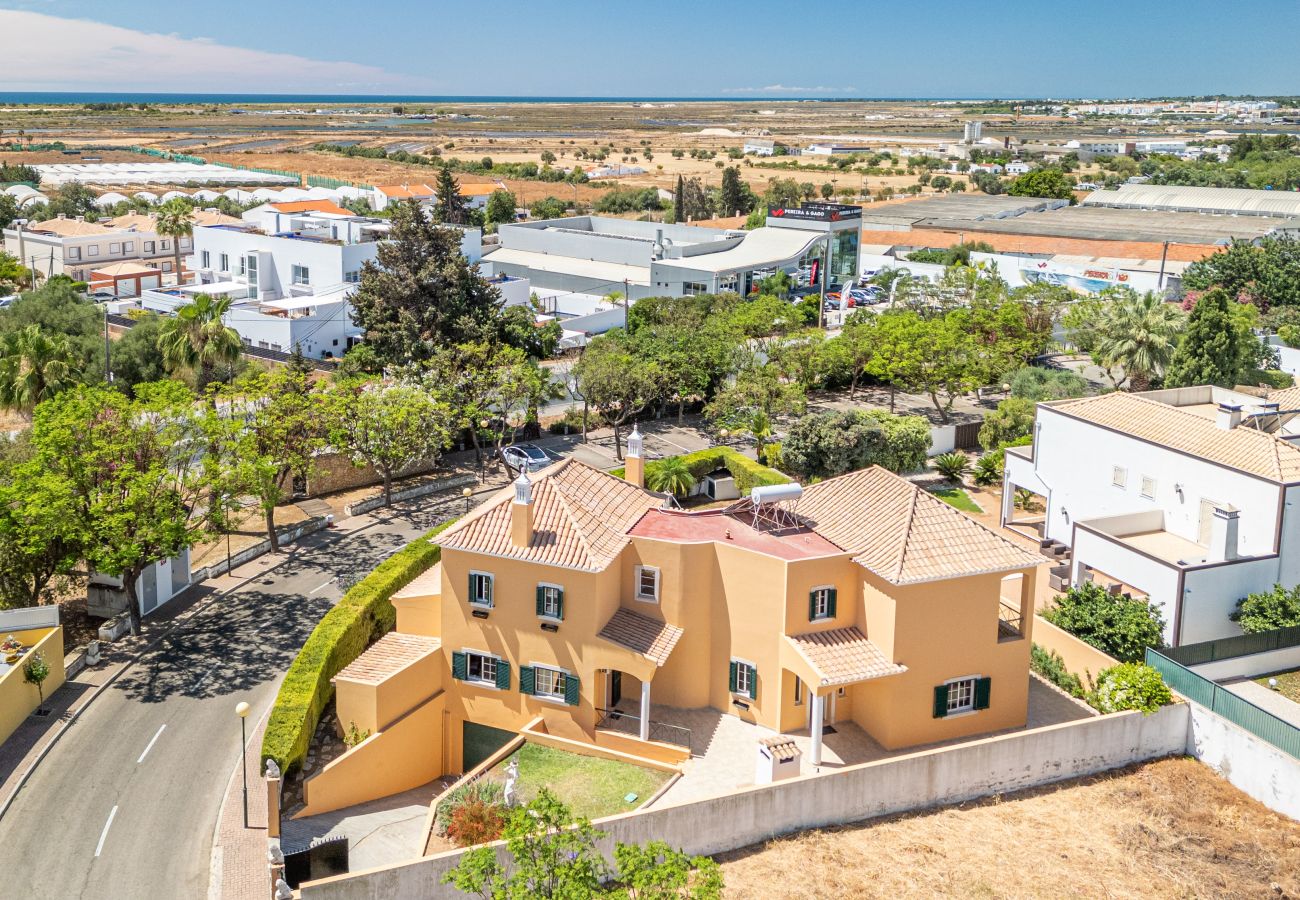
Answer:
top-left (828, 227), bottom-right (860, 286)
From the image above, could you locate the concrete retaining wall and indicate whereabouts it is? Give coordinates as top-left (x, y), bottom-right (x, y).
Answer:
top-left (345, 474), bottom-right (477, 518)
top-left (190, 517), bottom-right (327, 584)
top-left (1190, 645), bottom-right (1300, 682)
top-left (301, 703), bottom-right (1190, 899)
top-left (1187, 703), bottom-right (1300, 821)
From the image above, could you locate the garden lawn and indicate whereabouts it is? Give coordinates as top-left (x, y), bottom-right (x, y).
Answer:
top-left (487, 743), bottom-right (671, 820)
top-left (1255, 668), bottom-right (1300, 704)
top-left (929, 487), bottom-right (982, 514)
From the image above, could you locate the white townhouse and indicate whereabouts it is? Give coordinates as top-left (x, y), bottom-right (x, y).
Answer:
top-left (3, 213), bottom-right (191, 282)
top-left (1003, 385), bottom-right (1300, 646)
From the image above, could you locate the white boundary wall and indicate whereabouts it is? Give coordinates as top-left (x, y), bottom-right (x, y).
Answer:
top-left (300, 704), bottom-right (1189, 899)
top-left (1187, 704), bottom-right (1300, 821)
top-left (1190, 645), bottom-right (1300, 682)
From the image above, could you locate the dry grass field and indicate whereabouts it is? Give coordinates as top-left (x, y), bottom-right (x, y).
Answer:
top-left (716, 757), bottom-right (1300, 899)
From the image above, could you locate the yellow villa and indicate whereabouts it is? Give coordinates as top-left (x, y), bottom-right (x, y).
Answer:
top-left (303, 433), bottom-right (1042, 815)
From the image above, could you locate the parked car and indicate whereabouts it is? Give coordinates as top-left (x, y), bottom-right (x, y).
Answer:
top-left (88, 290), bottom-right (117, 302)
top-left (499, 443), bottom-right (559, 475)
top-left (0, 294), bottom-right (17, 309)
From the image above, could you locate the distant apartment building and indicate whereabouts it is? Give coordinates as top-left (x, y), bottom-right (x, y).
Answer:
top-left (371, 181), bottom-right (504, 212)
top-left (1004, 386), bottom-right (1300, 646)
top-left (2, 212), bottom-right (201, 282)
top-left (744, 138), bottom-right (776, 156)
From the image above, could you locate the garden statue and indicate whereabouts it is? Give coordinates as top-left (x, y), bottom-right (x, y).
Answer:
top-left (503, 758), bottom-right (520, 807)
top-left (265, 759), bottom-right (281, 781)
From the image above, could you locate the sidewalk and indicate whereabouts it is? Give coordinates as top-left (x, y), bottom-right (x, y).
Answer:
top-left (211, 709), bottom-right (272, 900)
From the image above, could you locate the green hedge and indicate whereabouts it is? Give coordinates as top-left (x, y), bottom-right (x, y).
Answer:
top-left (261, 518), bottom-right (458, 775)
top-left (612, 446), bottom-right (790, 494)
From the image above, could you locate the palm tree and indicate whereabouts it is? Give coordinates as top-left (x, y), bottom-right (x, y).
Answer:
top-left (1094, 291), bottom-right (1185, 391)
top-left (153, 198), bottom-right (194, 284)
top-left (157, 293), bottom-right (243, 390)
top-left (0, 325), bottom-right (77, 416)
top-left (647, 456), bottom-right (695, 499)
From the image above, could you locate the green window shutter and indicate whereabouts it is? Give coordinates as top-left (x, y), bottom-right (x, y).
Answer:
top-left (827, 588), bottom-right (837, 619)
top-left (564, 672), bottom-right (580, 706)
top-left (933, 683), bottom-right (949, 718)
top-left (555, 589), bottom-right (564, 621)
top-left (468, 574), bottom-right (476, 604)
top-left (808, 591), bottom-right (817, 622)
top-left (974, 677), bottom-right (991, 710)
top-left (495, 659), bottom-right (511, 691)
top-left (520, 666), bottom-right (534, 695)
top-left (536, 586), bottom-right (545, 617)
top-left (728, 660), bottom-right (738, 693)
top-left (747, 664), bottom-right (757, 700)
top-left (452, 651), bottom-right (467, 681)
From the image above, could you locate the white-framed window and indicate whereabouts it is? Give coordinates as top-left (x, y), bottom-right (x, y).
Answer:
top-left (344, 269), bottom-right (361, 283)
top-left (455, 650), bottom-right (505, 688)
top-left (1140, 476), bottom-right (1156, 500)
top-left (161, 261), bottom-right (172, 272)
top-left (109, 242), bottom-right (122, 254)
top-left (67, 247), bottom-right (81, 260)
top-left (635, 566), bottom-right (660, 602)
top-left (86, 245), bottom-right (99, 257)
top-left (1112, 466), bottom-right (1127, 488)
top-left (144, 240), bottom-right (155, 254)
top-left (292, 264), bottom-right (311, 285)
top-left (468, 571), bottom-right (494, 607)
top-left (946, 676), bottom-right (977, 714)
top-left (810, 585), bottom-right (836, 620)
top-left (219, 253), bottom-right (229, 272)
top-left (532, 665), bottom-right (568, 700)
top-left (538, 583), bottom-right (563, 620)
top-left (123, 241), bottom-right (134, 253)
top-left (160, 240), bottom-right (170, 250)
top-left (731, 658), bottom-right (756, 699)
top-left (201, 251), bottom-right (210, 269)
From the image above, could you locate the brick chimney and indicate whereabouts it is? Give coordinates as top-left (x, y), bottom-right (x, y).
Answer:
top-left (510, 470), bottom-right (534, 547)
top-left (624, 425), bottom-right (645, 488)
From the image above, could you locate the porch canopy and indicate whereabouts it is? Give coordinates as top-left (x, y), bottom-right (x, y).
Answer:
top-left (781, 626), bottom-right (906, 691)
top-left (596, 608), bottom-right (683, 679)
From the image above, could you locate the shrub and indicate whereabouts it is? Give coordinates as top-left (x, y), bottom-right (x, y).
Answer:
top-left (1090, 663), bottom-right (1172, 715)
top-left (1231, 583), bottom-right (1300, 633)
top-left (978, 397), bottom-right (1037, 450)
top-left (971, 453), bottom-right (1003, 486)
top-left (1244, 367), bottom-right (1294, 390)
top-left (445, 798), bottom-right (507, 847)
top-left (1007, 366), bottom-right (1089, 402)
top-left (613, 447), bottom-right (788, 495)
top-left (859, 409), bottom-right (930, 473)
top-left (343, 721), bottom-right (371, 748)
top-left (933, 451), bottom-right (970, 483)
top-left (646, 456), bottom-right (694, 497)
top-left (1042, 582), bottom-right (1165, 663)
top-left (260, 518), bottom-right (458, 776)
top-left (1030, 643), bottom-right (1086, 698)
top-left (1278, 324), bottom-right (1300, 349)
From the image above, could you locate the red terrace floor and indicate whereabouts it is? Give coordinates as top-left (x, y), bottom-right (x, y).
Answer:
top-left (628, 508), bottom-right (844, 561)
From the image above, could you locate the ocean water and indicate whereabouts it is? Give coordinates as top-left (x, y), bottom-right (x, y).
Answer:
top-left (0, 92), bottom-right (957, 106)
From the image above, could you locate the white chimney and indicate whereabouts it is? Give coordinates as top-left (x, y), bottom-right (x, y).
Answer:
top-left (1216, 403), bottom-right (1243, 430)
top-left (510, 470), bottom-right (533, 547)
top-left (1209, 506), bottom-right (1240, 562)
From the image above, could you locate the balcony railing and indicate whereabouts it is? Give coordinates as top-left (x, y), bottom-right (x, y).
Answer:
top-left (596, 707), bottom-right (693, 754)
top-left (998, 601), bottom-right (1024, 641)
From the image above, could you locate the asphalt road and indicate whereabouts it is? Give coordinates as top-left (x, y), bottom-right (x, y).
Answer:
top-left (0, 496), bottom-right (458, 900)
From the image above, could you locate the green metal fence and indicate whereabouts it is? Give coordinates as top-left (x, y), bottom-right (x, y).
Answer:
top-left (306, 174), bottom-right (373, 191)
top-left (1160, 625), bottom-right (1300, 667)
top-left (1146, 647), bottom-right (1300, 759)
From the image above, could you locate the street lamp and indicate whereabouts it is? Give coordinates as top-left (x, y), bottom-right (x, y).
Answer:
top-left (236, 701), bottom-right (251, 828)
top-left (462, 486), bottom-right (473, 514)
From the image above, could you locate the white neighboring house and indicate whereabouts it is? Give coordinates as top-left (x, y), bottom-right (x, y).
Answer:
top-left (135, 200), bottom-right (483, 359)
top-left (1003, 386), bottom-right (1300, 647)
top-left (371, 181), bottom-right (503, 212)
top-left (744, 138), bottom-right (776, 156)
top-left (1005, 161), bottom-right (1031, 176)
top-left (2, 213), bottom-right (192, 282)
top-left (969, 163), bottom-right (1004, 175)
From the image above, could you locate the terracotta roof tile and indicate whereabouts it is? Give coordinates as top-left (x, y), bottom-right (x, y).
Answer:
top-left (784, 626), bottom-right (906, 686)
top-left (759, 735), bottom-right (801, 761)
top-left (268, 200), bottom-right (353, 216)
top-left (795, 467), bottom-right (1040, 584)
top-left (1046, 392), bottom-right (1300, 483)
top-left (392, 562), bottom-right (440, 601)
top-left (597, 607), bottom-right (684, 666)
top-left (28, 217), bottom-right (116, 237)
top-left (332, 632), bottom-right (441, 686)
top-left (436, 460), bottom-right (663, 571)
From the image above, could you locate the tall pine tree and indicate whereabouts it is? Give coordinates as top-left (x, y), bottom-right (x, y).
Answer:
top-left (720, 166), bottom-right (751, 217)
top-left (432, 165), bottom-right (468, 225)
top-left (672, 174), bottom-right (685, 224)
top-left (1165, 288), bottom-right (1243, 388)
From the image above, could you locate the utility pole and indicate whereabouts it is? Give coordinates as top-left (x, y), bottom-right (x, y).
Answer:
top-left (103, 305), bottom-right (113, 384)
top-left (1157, 240), bottom-right (1170, 293)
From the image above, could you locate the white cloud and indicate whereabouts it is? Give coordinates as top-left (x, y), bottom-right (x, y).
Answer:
top-left (722, 84), bottom-right (858, 95)
top-left (0, 10), bottom-right (436, 93)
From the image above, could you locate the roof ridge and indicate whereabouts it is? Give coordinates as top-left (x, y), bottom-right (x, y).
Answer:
top-left (549, 483), bottom-right (596, 568)
top-left (891, 484), bottom-right (923, 583)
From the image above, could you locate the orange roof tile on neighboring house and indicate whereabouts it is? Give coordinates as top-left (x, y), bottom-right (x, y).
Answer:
top-left (1044, 392), bottom-right (1300, 483)
top-left (91, 261), bottom-right (160, 276)
top-left (27, 217), bottom-right (116, 237)
top-left (192, 209), bottom-right (248, 227)
top-left (795, 467), bottom-right (1041, 584)
top-left (459, 183), bottom-right (502, 197)
top-left (436, 459), bottom-right (663, 571)
top-left (785, 626), bottom-right (906, 686)
top-left (107, 212), bottom-right (158, 231)
top-left (597, 608), bottom-right (684, 666)
top-left (268, 199), bottom-right (353, 216)
top-left (374, 184), bottom-right (436, 199)
top-left (332, 632), bottom-right (441, 686)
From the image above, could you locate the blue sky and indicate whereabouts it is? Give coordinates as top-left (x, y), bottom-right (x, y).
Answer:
top-left (2, 1), bottom-right (1298, 97)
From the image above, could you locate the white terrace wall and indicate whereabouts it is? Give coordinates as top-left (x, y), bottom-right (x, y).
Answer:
top-left (1187, 704), bottom-right (1300, 821)
top-left (300, 703), bottom-right (1190, 899)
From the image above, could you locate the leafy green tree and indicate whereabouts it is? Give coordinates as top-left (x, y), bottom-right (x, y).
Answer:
top-left (1091, 663), bottom-right (1172, 715)
top-left (573, 330), bottom-right (660, 459)
top-left (44, 183), bottom-right (100, 220)
top-left (540, 150), bottom-right (557, 165)
top-left (646, 456), bottom-right (695, 498)
top-left (0, 195), bottom-right (20, 231)
top-left (349, 201), bottom-right (504, 363)
top-left (978, 397), bottom-right (1036, 450)
top-left (781, 410), bottom-right (885, 480)
top-left (108, 312), bottom-right (168, 390)
top-left (678, 177), bottom-right (712, 222)
top-left (1165, 288), bottom-right (1249, 388)
top-left (0, 250), bottom-right (30, 291)
top-left (1007, 167), bottom-right (1076, 201)
top-left (321, 380), bottom-right (452, 507)
top-left (872, 311), bottom-right (982, 423)
top-left (156, 293), bottom-right (243, 391)
top-left (672, 174), bottom-right (685, 224)
top-left (529, 196), bottom-right (568, 219)
top-left (1007, 366), bottom-right (1088, 401)
top-left (1043, 582), bottom-right (1165, 663)
top-left (705, 363), bottom-right (804, 433)
top-left (858, 409), bottom-right (930, 472)
top-left (153, 198), bottom-right (195, 282)
top-left (1092, 290), bottom-right (1185, 390)
top-left (1060, 297), bottom-right (1106, 353)
top-left (1182, 236), bottom-right (1300, 309)
top-left (0, 460), bottom-right (82, 608)
top-left (612, 840), bottom-right (724, 899)
top-left (0, 324), bottom-right (77, 415)
top-left (719, 166), bottom-right (755, 216)
top-left (484, 189), bottom-right (517, 226)
top-left (0, 280), bottom-right (103, 375)
top-left (1231, 583), bottom-right (1300, 633)
top-left (32, 382), bottom-right (212, 634)
top-left (825, 313), bottom-right (878, 398)
top-left (22, 651), bottom-right (50, 711)
top-left (432, 165), bottom-right (468, 225)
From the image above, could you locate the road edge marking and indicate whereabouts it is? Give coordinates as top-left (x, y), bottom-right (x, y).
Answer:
top-left (136, 724), bottom-right (166, 764)
top-left (94, 805), bottom-right (118, 858)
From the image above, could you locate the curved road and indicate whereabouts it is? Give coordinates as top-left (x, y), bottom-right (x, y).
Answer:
top-left (0, 496), bottom-right (457, 900)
